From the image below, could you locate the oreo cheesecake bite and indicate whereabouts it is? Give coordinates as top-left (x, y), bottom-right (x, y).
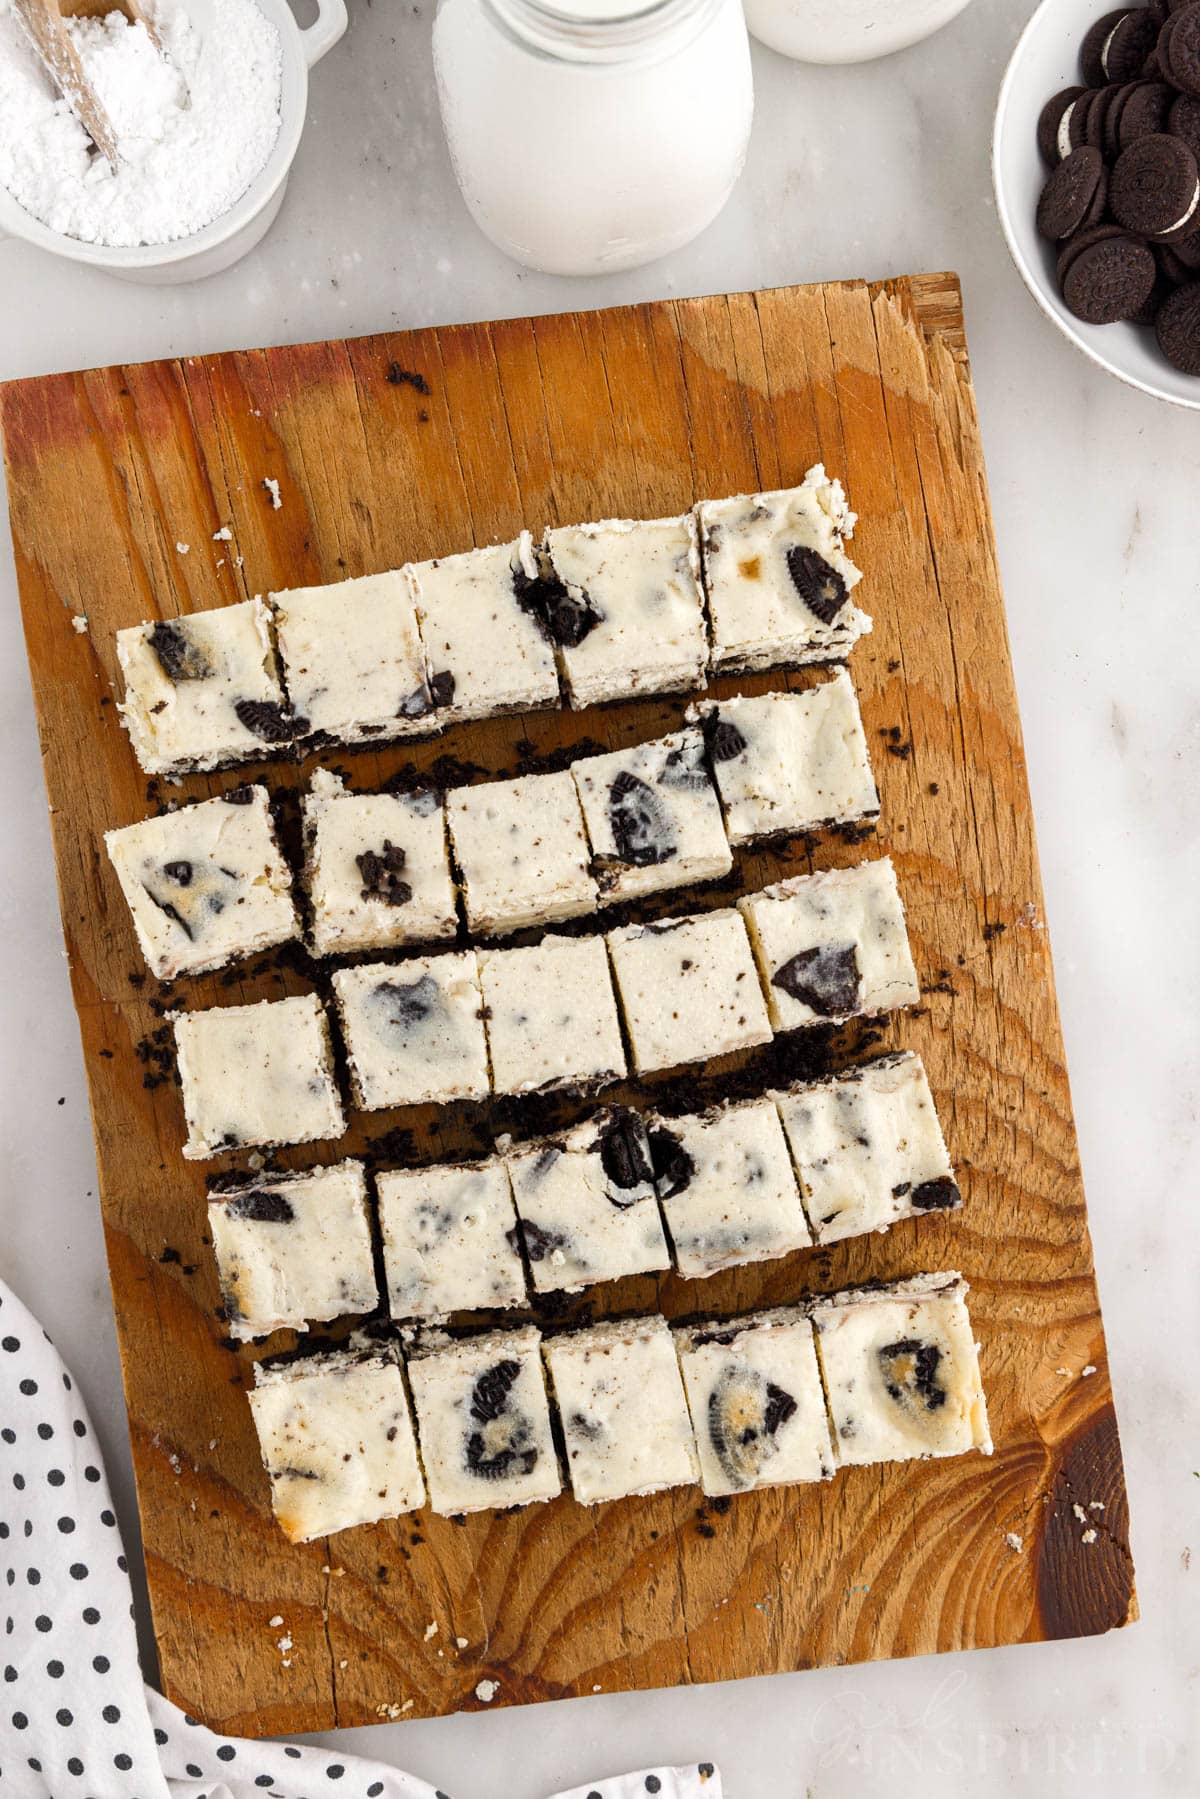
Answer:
top-left (543, 1316), bottom-right (700, 1505)
top-left (674, 1309), bottom-right (835, 1497)
top-left (117, 598), bottom-right (300, 775)
top-left (698, 465), bottom-right (871, 673)
top-left (446, 768), bottom-right (597, 935)
top-left (172, 992), bottom-right (346, 1159)
top-left (571, 726), bottom-right (732, 904)
top-left (104, 784), bottom-right (298, 980)
top-left (404, 1323), bottom-right (562, 1514)
top-left (738, 857), bottom-right (919, 1032)
top-left (249, 1340), bottom-right (426, 1542)
top-left (332, 951), bottom-right (490, 1110)
top-left (407, 536), bottom-right (560, 724)
top-left (505, 1108), bottom-right (670, 1294)
top-left (478, 931), bottom-right (626, 1096)
top-left (208, 1161), bottom-right (377, 1340)
top-left (302, 768), bottom-right (457, 956)
top-left (649, 1096), bottom-right (811, 1279)
top-left (607, 908), bottom-right (772, 1076)
top-left (377, 1159), bottom-right (527, 1320)
top-left (811, 1272), bottom-right (992, 1468)
top-left (272, 569), bottom-right (434, 744)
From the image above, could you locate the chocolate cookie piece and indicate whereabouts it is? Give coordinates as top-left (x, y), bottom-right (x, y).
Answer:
top-left (1084, 84), bottom-right (1117, 149)
top-left (1161, 2), bottom-right (1200, 94)
top-left (1038, 85), bottom-right (1086, 162)
top-left (1062, 232), bottom-right (1158, 321)
top-left (1037, 146), bottom-right (1109, 241)
top-left (1155, 279), bottom-right (1200, 369)
top-left (1169, 92), bottom-right (1200, 160)
top-left (1082, 8), bottom-right (1131, 83)
top-left (1066, 87), bottom-right (1101, 152)
top-left (1056, 222), bottom-right (1127, 285)
top-left (1118, 78), bottom-right (1176, 144)
top-left (1111, 134), bottom-right (1199, 235)
top-left (1104, 6), bottom-right (1161, 77)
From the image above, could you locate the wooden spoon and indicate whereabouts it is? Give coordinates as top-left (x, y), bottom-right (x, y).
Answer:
top-left (13, 0), bottom-right (167, 172)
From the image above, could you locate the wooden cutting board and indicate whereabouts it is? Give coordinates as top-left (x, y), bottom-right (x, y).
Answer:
top-left (0, 274), bottom-right (1136, 1738)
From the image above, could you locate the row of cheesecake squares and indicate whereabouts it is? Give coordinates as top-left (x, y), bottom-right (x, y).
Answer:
top-left (105, 670), bottom-right (880, 983)
top-left (115, 466), bottom-right (870, 777)
top-left (249, 1273), bottom-right (992, 1542)
top-left (169, 855), bottom-right (920, 1159)
top-left (211, 1049), bottom-right (960, 1340)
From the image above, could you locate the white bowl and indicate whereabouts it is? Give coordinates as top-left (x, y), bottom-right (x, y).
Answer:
top-left (994, 0), bottom-right (1200, 410)
top-left (0, 0), bottom-right (347, 284)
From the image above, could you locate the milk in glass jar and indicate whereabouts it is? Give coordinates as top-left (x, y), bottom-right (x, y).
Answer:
top-left (433, 0), bottom-right (754, 276)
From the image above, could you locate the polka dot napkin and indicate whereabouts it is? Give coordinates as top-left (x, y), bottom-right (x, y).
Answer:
top-left (0, 1276), bottom-right (722, 1799)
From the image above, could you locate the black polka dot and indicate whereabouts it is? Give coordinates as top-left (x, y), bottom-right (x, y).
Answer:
top-left (102, 1704), bottom-right (121, 1723)
top-left (84, 1466), bottom-right (100, 1483)
top-left (0, 1522), bottom-right (8, 1537)
top-left (117, 1554), bottom-right (127, 1572)
top-left (73, 1419), bottom-right (86, 1438)
top-left (2, 1665), bottom-right (14, 1682)
top-left (699, 1764), bottom-right (714, 1777)
top-left (183, 1714), bottom-right (199, 1726)
top-left (100, 1510), bottom-right (115, 1527)
top-left (1, 1336), bottom-right (19, 1352)
top-left (186, 1764), bottom-right (204, 1778)
top-left (57, 1516), bottom-right (76, 1535)
top-left (56, 1707), bottom-right (73, 1726)
top-left (18, 1378), bottom-right (37, 1396)
top-left (70, 1563), bottom-right (88, 1581)
top-left (47, 1469), bottom-right (65, 1488)
top-left (37, 1423), bottom-right (53, 1441)
top-left (587, 1791), bottom-right (602, 1799)
top-left (216, 1744), bottom-right (236, 1762)
top-left (326, 1766), bottom-right (344, 1780)
top-left (12, 1474), bottom-right (24, 1491)
top-left (115, 1753), bottom-right (133, 1771)
top-left (62, 1372), bottom-right (72, 1391)
top-left (255, 1778), bottom-right (274, 1790)
top-left (0, 1430), bottom-right (13, 1445)
top-left (82, 1607), bottom-right (100, 1625)
top-left (34, 1616), bottom-right (51, 1633)
top-left (284, 1745), bottom-right (301, 1758)
top-left (646, 1782), bottom-right (662, 1795)
top-left (4, 1571), bottom-right (12, 1587)
top-left (67, 1756), bottom-right (84, 1776)
top-left (154, 1726), bottom-right (167, 1744)
top-left (12, 1711), bottom-right (28, 1729)
top-left (94, 1655), bottom-right (111, 1674)
top-left (46, 1660), bottom-right (63, 1678)
top-left (25, 1570), bottom-right (39, 1587)
top-left (368, 1786), bottom-right (384, 1798)
top-left (27, 1758), bottom-right (41, 1773)
top-left (22, 1522), bottom-right (30, 1538)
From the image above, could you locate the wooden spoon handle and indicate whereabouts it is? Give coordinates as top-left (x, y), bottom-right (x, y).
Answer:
top-left (12, 0), bottom-right (120, 169)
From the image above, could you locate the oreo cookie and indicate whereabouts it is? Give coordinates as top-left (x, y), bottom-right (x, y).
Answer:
top-left (1104, 6), bottom-right (1161, 76)
top-left (1169, 91), bottom-right (1200, 157)
top-left (1061, 231), bottom-right (1158, 320)
top-left (1117, 77), bottom-right (1176, 141)
top-left (1037, 146), bottom-right (1109, 240)
top-left (1161, 1), bottom-right (1200, 95)
top-left (1082, 9), bottom-right (1132, 83)
top-left (1110, 133), bottom-right (1199, 235)
top-left (1155, 278), bottom-right (1200, 368)
top-left (1038, 86), bottom-right (1087, 162)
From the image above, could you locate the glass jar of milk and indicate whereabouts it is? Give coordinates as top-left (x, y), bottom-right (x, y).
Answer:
top-left (433, 0), bottom-right (753, 276)
top-left (743, 0), bottom-right (974, 63)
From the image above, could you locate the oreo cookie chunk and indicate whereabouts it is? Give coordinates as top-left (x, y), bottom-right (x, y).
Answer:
top-left (377, 1159), bottom-right (527, 1320)
top-left (1036, 146), bottom-right (1108, 240)
top-left (543, 1316), bottom-right (700, 1505)
top-left (1156, 279), bottom-right (1200, 369)
top-left (1111, 133), bottom-right (1200, 236)
top-left (572, 726), bottom-right (730, 904)
top-left (405, 1324), bottom-right (562, 1514)
top-left (331, 951), bottom-right (490, 1110)
top-left (1060, 228), bottom-right (1158, 320)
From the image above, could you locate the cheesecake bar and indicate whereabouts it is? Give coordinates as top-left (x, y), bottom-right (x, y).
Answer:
top-left (377, 1159), bottom-right (526, 1320)
top-left (249, 1340), bottom-right (425, 1541)
top-left (505, 1109), bottom-right (669, 1294)
top-left (407, 537), bottom-right (560, 724)
top-left (405, 1323), bottom-right (561, 1514)
top-left (544, 1316), bottom-right (700, 1505)
top-left (738, 858), bottom-right (919, 1032)
top-left (446, 770), bottom-right (596, 936)
top-left (535, 514), bottom-right (708, 707)
top-left (271, 570), bottom-right (433, 743)
top-left (675, 1309), bottom-right (835, 1496)
top-left (698, 466), bottom-right (871, 672)
top-left (104, 785), bottom-right (298, 981)
top-left (607, 910), bottom-right (772, 1076)
top-left (478, 932), bottom-right (625, 1096)
top-left (776, 1052), bottom-right (960, 1245)
top-left (117, 598), bottom-right (298, 775)
top-left (649, 1097), bottom-right (810, 1279)
top-left (810, 1272), bottom-right (992, 1468)
top-left (691, 669), bottom-right (879, 844)
top-left (208, 1161), bottom-right (377, 1340)
top-left (331, 952), bottom-right (489, 1111)
top-left (572, 728), bottom-right (731, 905)
top-left (172, 992), bottom-right (345, 1159)
top-left (302, 769), bottom-right (457, 956)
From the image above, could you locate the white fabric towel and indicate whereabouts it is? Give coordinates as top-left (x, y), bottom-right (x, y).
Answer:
top-left (0, 1276), bottom-right (721, 1799)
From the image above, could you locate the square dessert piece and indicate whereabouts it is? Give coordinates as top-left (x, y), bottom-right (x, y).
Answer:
top-left (249, 1341), bottom-right (425, 1542)
top-left (407, 536), bottom-right (560, 724)
top-left (544, 1316), bottom-right (700, 1505)
top-left (271, 570), bottom-right (433, 743)
top-left (698, 465), bottom-right (871, 672)
top-left (446, 770), bottom-right (596, 936)
top-left (405, 1323), bottom-right (561, 1514)
top-left (572, 727), bottom-right (732, 905)
top-left (505, 1109), bottom-right (669, 1294)
top-left (607, 910), bottom-right (772, 1076)
top-left (675, 1309), bottom-right (835, 1496)
top-left (776, 1051), bottom-right (960, 1245)
top-left (172, 992), bottom-right (345, 1160)
top-left (535, 514), bottom-right (708, 707)
top-left (648, 1097), bottom-right (810, 1279)
top-left (302, 769), bottom-right (457, 956)
top-left (104, 784), bottom-right (298, 981)
top-left (691, 669), bottom-right (879, 844)
top-left (208, 1161), bottom-right (377, 1340)
top-left (738, 858), bottom-right (919, 1032)
top-left (117, 598), bottom-right (297, 775)
top-left (331, 953), bottom-right (489, 1111)
top-left (811, 1272), bottom-right (992, 1468)
top-left (478, 932), bottom-right (625, 1096)
top-left (377, 1159), bottom-right (527, 1320)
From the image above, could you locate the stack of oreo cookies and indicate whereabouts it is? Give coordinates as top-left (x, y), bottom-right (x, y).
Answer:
top-left (1036, 0), bottom-right (1200, 374)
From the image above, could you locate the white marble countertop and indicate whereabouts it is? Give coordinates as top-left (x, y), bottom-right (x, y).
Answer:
top-left (1, 2), bottom-right (1197, 1794)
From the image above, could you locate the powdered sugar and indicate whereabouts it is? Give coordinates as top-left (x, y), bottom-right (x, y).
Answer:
top-left (0, 0), bottom-right (281, 247)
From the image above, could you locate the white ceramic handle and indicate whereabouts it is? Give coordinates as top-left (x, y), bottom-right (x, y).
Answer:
top-left (300, 0), bottom-right (348, 67)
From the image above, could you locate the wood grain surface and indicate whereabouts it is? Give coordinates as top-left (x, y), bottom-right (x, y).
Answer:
top-left (0, 274), bottom-right (1136, 1737)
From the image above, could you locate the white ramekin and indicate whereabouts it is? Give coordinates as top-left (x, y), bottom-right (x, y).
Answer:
top-left (0, 0), bottom-right (347, 284)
